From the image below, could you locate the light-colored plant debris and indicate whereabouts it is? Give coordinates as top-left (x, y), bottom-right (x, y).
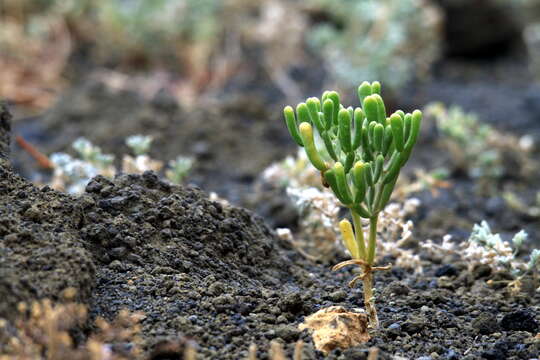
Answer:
top-left (50, 136), bottom-right (193, 194)
top-left (298, 306), bottom-right (370, 354)
top-left (423, 221), bottom-right (539, 294)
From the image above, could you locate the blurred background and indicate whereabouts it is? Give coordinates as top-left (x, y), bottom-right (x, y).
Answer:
top-left (2, 0), bottom-right (540, 239)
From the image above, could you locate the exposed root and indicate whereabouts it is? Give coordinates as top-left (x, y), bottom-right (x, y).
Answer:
top-left (332, 260), bottom-right (392, 329)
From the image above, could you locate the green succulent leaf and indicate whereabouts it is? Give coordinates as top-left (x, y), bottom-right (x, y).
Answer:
top-left (352, 162), bottom-right (368, 203)
top-left (371, 81), bottom-right (381, 95)
top-left (334, 162), bottom-right (353, 205)
top-left (373, 123), bottom-right (384, 153)
top-left (364, 162), bottom-right (374, 186)
top-left (299, 122), bottom-right (327, 171)
top-left (404, 113), bottom-right (412, 141)
top-left (323, 99), bottom-right (334, 131)
top-left (373, 154), bottom-right (384, 183)
top-left (321, 130), bottom-right (338, 161)
top-left (347, 106), bottom-right (354, 121)
top-left (382, 125), bottom-right (394, 156)
top-left (378, 176), bottom-right (398, 212)
top-left (352, 204), bottom-right (372, 218)
top-left (390, 113), bottom-right (405, 152)
top-left (344, 152), bottom-right (356, 173)
top-left (284, 106), bottom-right (303, 146)
top-left (296, 103), bottom-right (311, 125)
top-left (338, 109), bottom-right (353, 153)
top-left (307, 97), bottom-right (325, 132)
top-left (383, 151), bottom-right (405, 184)
top-left (352, 107), bottom-right (365, 150)
top-left (323, 169), bottom-right (347, 204)
top-left (372, 94), bottom-right (386, 124)
top-left (405, 110), bottom-right (422, 150)
top-left (363, 95), bottom-right (379, 125)
top-left (358, 81), bottom-right (372, 105)
top-left (327, 91), bottom-right (341, 126)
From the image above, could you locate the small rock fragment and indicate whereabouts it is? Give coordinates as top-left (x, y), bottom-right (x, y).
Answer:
top-left (328, 290), bottom-right (347, 302)
top-left (402, 317), bottom-right (426, 334)
top-left (298, 306), bottom-right (370, 354)
top-left (387, 322), bottom-right (401, 338)
top-left (435, 264), bottom-right (459, 277)
top-left (500, 309), bottom-right (538, 332)
top-left (472, 312), bottom-right (499, 335)
top-left (274, 324), bottom-right (299, 342)
top-left (383, 281), bottom-right (411, 296)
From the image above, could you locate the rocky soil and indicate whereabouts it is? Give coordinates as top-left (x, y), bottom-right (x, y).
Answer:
top-left (1, 99), bottom-right (539, 359)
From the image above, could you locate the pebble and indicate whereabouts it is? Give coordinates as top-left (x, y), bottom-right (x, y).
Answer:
top-left (174, 316), bottom-right (190, 326)
top-left (110, 246), bottom-right (127, 259)
top-left (443, 349), bottom-right (459, 360)
top-left (212, 294), bottom-right (235, 306)
top-left (384, 281), bottom-right (411, 296)
top-left (388, 322), bottom-right (402, 337)
top-left (328, 289), bottom-right (347, 302)
top-left (500, 309), bottom-right (538, 332)
top-left (471, 312), bottom-right (499, 335)
top-left (109, 260), bottom-right (126, 272)
top-left (435, 264), bottom-right (459, 277)
top-left (278, 292), bottom-right (304, 314)
top-left (268, 306), bottom-right (281, 315)
top-left (402, 318), bottom-right (426, 334)
top-left (274, 324), bottom-right (299, 342)
top-left (207, 281), bottom-right (225, 296)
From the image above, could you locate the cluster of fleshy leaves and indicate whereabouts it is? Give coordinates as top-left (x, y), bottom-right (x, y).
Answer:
top-left (284, 81), bottom-right (422, 221)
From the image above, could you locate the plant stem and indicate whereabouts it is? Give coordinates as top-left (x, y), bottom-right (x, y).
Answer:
top-left (367, 214), bottom-right (378, 265)
top-left (362, 214), bottom-right (379, 328)
top-left (351, 211), bottom-right (367, 260)
top-left (362, 269), bottom-right (379, 328)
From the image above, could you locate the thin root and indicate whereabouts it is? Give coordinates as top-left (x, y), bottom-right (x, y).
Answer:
top-left (332, 259), bottom-right (368, 271)
top-left (334, 261), bottom-right (392, 289)
top-left (348, 274), bottom-right (367, 287)
top-left (371, 264), bottom-right (392, 272)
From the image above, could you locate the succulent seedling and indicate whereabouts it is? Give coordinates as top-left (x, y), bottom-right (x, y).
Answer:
top-left (283, 81), bottom-right (422, 328)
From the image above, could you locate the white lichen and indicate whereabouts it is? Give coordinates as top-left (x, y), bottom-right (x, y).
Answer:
top-left (423, 221), bottom-right (536, 283)
top-left (50, 136), bottom-right (192, 194)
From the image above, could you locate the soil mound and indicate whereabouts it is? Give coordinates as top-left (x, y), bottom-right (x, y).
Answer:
top-left (1, 103), bottom-right (95, 318)
top-left (1, 104), bottom-right (313, 358)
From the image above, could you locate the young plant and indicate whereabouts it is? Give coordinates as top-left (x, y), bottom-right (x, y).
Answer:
top-left (166, 156), bottom-right (194, 184)
top-left (283, 81), bottom-right (422, 328)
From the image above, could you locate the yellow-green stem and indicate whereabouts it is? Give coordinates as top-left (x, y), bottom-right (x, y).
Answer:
top-left (367, 214), bottom-right (378, 265)
top-left (351, 211), bottom-right (367, 260)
